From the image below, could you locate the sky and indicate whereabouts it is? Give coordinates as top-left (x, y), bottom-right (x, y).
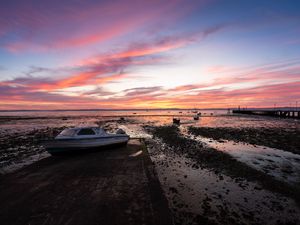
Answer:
top-left (0, 0), bottom-right (299, 110)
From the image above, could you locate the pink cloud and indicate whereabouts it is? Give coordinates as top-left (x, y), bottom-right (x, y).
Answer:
top-left (0, 0), bottom-right (202, 52)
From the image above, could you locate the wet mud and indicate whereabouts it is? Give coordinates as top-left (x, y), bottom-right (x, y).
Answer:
top-left (0, 127), bottom-right (64, 172)
top-left (146, 126), bottom-right (300, 224)
top-left (148, 126), bottom-right (300, 206)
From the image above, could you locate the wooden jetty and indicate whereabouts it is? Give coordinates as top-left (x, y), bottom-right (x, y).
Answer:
top-left (232, 109), bottom-right (300, 118)
top-left (0, 139), bottom-right (173, 225)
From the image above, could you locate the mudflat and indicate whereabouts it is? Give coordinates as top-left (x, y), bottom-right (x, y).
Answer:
top-left (0, 139), bottom-right (172, 225)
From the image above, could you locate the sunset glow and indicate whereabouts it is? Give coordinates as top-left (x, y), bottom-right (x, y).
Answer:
top-left (0, 0), bottom-right (299, 109)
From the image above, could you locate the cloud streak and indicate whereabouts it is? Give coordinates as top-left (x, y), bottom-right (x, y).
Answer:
top-left (1, 31), bottom-right (206, 92)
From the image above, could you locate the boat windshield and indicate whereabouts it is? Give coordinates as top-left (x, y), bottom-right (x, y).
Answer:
top-left (60, 129), bottom-right (77, 137)
top-left (77, 128), bottom-right (96, 135)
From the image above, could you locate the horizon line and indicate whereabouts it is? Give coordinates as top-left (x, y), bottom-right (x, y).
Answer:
top-left (0, 106), bottom-right (298, 112)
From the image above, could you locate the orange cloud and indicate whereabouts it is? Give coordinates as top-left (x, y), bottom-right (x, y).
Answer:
top-left (1, 81), bottom-right (299, 110)
top-left (36, 71), bottom-right (99, 91)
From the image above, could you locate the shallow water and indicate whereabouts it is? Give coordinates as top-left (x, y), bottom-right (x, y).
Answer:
top-left (1, 109), bottom-right (299, 133)
top-left (0, 110), bottom-right (299, 174)
top-left (0, 109), bottom-right (225, 117)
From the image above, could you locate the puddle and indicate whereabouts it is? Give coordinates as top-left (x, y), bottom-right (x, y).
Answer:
top-left (118, 124), bottom-right (152, 139)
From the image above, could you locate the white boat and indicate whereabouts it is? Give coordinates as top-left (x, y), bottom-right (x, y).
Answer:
top-left (43, 127), bottom-right (129, 155)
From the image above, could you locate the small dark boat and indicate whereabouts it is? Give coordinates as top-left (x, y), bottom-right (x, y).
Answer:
top-left (193, 115), bottom-right (199, 120)
top-left (173, 118), bottom-right (180, 125)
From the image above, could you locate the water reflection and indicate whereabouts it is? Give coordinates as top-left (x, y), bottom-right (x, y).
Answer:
top-left (188, 134), bottom-right (300, 185)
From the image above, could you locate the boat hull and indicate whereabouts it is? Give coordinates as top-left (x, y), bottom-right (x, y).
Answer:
top-left (44, 136), bottom-right (129, 155)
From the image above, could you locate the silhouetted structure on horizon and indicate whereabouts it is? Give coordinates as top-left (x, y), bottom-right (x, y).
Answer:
top-left (233, 109), bottom-right (300, 119)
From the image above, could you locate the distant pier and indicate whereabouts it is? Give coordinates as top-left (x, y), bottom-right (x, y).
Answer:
top-left (232, 109), bottom-right (300, 119)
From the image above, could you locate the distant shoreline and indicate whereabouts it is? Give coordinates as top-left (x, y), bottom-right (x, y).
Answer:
top-left (0, 108), bottom-right (223, 112)
top-left (0, 107), bottom-right (297, 112)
